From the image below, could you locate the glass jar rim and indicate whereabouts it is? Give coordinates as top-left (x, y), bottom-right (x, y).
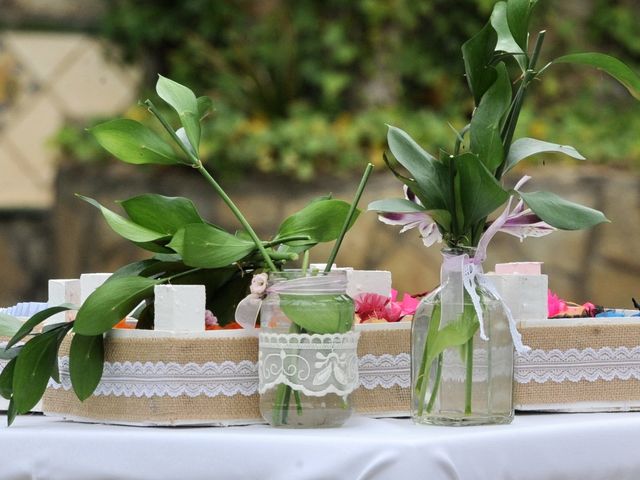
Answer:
top-left (267, 269), bottom-right (348, 294)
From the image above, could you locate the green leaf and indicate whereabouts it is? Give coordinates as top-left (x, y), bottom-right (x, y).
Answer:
top-left (197, 96), bottom-right (214, 119)
top-left (470, 62), bottom-right (512, 171)
top-left (77, 195), bottom-right (169, 243)
top-left (519, 190), bottom-right (610, 230)
top-left (426, 304), bottom-right (479, 370)
top-left (7, 398), bottom-right (17, 426)
top-left (12, 327), bottom-right (68, 414)
top-left (280, 294), bottom-right (354, 334)
top-left (89, 119), bottom-right (181, 165)
top-left (168, 224), bottom-right (256, 268)
top-left (0, 313), bottom-right (23, 337)
top-left (69, 334), bottom-right (104, 401)
top-left (490, 1), bottom-right (526, 70)
top-left (552, 53), bottom-right (640, 100)
top-left (462, 21), bottom-right (498, 105)
top-left (0, 358), bottom-right (16, 399)
top-left (507, 0), bottom-right (537, 51)
top-left (74, 277), bottom-right (161, 336)
top-left (504, 138), bottom-right (585, 173)
top-left (108, 259), bottom-right (161, 282)
top-left (455, 152), bottom-right (509, 229)
top-left (276, 199), bottom-right (359, 246)
top-left (6, 304), bottom-right (76, 349)
top-left (156, 75), bottom-right (201, 152)
top-left (386, 126), bottom-right (450, 211)
top-left (367, 198), bottom-right (425, 214)
top-left (119, 194), bottom-right (204, 235)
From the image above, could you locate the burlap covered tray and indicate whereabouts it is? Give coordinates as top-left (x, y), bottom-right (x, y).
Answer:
top-left (514, 317), bottom-right (640, 412)
top-left (42, 322), bottom-right (412, 426)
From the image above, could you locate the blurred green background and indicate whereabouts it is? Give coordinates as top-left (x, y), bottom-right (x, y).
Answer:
top-left (1, 0), bottom-right (639, 308)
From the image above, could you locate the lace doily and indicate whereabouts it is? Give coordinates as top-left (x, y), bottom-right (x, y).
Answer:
top-left (515, 346), bottom-right (640, 384)
top-left (258, 331), bottom-right (359, 397)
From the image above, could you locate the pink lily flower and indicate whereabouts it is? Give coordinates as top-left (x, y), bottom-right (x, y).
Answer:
top-left (498, 199), bottom-right (556, 241)
top-left (377, 186), bottom-right (443, 247)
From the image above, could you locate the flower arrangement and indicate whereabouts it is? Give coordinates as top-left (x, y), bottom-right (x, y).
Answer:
top-left (0, 76), bottom-right (372, 426)
top-left (368, 0), bottom-right (640, 424)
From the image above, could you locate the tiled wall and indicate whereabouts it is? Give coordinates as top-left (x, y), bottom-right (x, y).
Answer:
top-left (0, 31), bottom-right (140, 209)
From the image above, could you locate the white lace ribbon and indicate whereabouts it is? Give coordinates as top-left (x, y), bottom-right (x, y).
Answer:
top-left (46, 346), bottom-right (410, 398)
top-left (258, 331), bottom-right (360, 399)
top-left (515, 346), bottom-right (640, 383)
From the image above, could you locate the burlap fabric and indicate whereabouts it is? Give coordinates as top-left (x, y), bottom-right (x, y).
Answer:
top-left (43, 325), bottom-right (413, 425)
top-left (514, 322), bottom-right (640, 411)
top-left (354, 325), bottom-right (411, 416)
top-left (43, 334), bottom-right (262, 426)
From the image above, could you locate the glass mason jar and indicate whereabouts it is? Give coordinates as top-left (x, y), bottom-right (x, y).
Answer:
top-left (258, 270), bottom-right (359, 428)
top-left (412, 247), bottom-right (514, 426)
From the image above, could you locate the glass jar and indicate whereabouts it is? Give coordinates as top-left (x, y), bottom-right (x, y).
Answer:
top-left (258, 270), bottom-right (358, 428)
top-left (412, 247), bottom-right (514, 426)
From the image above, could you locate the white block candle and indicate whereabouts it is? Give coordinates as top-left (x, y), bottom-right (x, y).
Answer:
top-left (346, 270), bottom-right (392, 299)
top-left (80, 273), bottom-right (112, 304)
top-left (46, 279), bottom-right (80, 324)
top-left (488, 262), bottom-right (548, 321)
top-left (154, 284), bottom-right (206, 332)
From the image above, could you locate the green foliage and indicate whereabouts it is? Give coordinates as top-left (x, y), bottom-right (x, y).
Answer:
top-left (371, 0), bottom-right (639, 249)
top-left (100, 0), bottom-right (488, 116)
top-left (518, 190), bottom-right (610, 230)
top-left (69, 334), bottom-right (105, 401)
top-left (280, 294), bottom-right (354, 334)
top-left (74, 276), bottom-right (161, 335)
top-left (89, 119), bottom-right (182, 166)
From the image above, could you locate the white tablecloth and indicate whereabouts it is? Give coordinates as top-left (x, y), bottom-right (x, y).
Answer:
top-left (1, 412), bottom-right (640, 480)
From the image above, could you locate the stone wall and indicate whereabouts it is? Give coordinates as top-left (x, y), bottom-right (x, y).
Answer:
top-left (2, 163), bottom-right (637, 309)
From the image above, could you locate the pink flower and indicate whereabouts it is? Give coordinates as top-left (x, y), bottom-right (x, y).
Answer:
top-left (376, 186), bottom-right (443, 247)
top-left (355, 293), bottom-right (389, 321)
top-left (250, 273), bottom-right (269, 296)
top-left (205, 309), bottom-right (219, 327)
top-left (498, 200), bottom-right (556, 241)
top-left (548, 290), bottom-right (568, 317)
top-left (355, 289), bottom-right (420, 323)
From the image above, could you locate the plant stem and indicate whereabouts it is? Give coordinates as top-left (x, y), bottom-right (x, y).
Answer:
top-left (496, 31), bottom-right (546, 180)
top-left (197, 166), bottom-right (278, 271)
top-left (425, 353), bottom-right (443, 413)
top-left (464, 336), bottom-right (474, 415)
top-left (301, 250), bottom-right (310, 274)
top-left (144, 100), bottom-right (198, 166)
top-left (145, 99), bottom-right (278, 272)
top-left (324, 163), bottom-right (373, 272)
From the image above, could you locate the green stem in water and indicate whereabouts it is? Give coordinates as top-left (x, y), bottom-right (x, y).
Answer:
top-left (464, 336), bottom-right (474, 415)
top-left (272, 322), bottom-right (304, 425)
top-left (416, 303), bottom-right (441, 417)
top-left (145, 99), bottom-right (278, 272)
top-left (425, 353), bottom-right (443, 413)
top-left (324, 163), bottom-right (374, 272)
top-left (301, 250), bottom-right (310, 275)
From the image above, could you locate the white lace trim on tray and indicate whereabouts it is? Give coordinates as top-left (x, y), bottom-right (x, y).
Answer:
top-left (358, 353), bottom-right (410, 389)
top-left (50, 357), bottom-right (258, 398)
top-left (48, 352), bottom-right (411, 398)
top-left (515, 346), bottom-right (640, 384)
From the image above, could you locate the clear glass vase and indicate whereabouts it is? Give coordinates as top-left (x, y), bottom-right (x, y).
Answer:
top-left (258, 270), bottom-right (358, 428)
top-left (412, 247), bottom-right (514, 426)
